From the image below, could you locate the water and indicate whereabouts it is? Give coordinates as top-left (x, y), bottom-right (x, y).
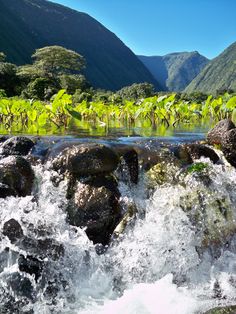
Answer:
top-left (1, 137), bottom-right (236, 313)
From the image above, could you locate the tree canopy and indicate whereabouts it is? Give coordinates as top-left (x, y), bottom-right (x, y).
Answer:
top-left (32, 46), bottom-right (86, 77)
top-left (0, 52), bottom-right (6, 62)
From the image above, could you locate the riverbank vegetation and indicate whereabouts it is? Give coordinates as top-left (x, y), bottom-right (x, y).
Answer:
top-left (0, 45), bottom-right (235, 135)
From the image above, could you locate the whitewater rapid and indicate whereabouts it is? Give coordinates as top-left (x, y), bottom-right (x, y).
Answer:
top-left (1, 151), bottom-right (236, 313)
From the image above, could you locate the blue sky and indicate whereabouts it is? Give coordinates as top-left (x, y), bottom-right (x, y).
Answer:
top-left (51, 0), bottom-right (236, 59)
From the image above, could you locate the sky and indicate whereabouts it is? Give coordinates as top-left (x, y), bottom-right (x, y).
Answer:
top-left (50, 0), bottom-right (236, 59)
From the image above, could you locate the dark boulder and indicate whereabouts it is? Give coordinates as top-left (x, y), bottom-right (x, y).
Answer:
top-left (2, 218), bottom-right (24, 243)
top-left (175, 144), bottom-right (219, 164)
top-left (52, 143), bottom-right (119, 177)
top-left (0, 136), bottom-right (35, 156)
top-left (122, 149), bottom-right (139, 184)
top-left (67, 175), bottom-right (121, 245)
top-left (221, 128), bottom-right (236, 167)
top-left (18, 254), bottom-right (44, 282)
top-left (0, 156), bottom-right (34, 197)
top-left (207, 119), bottom-right (235, 145)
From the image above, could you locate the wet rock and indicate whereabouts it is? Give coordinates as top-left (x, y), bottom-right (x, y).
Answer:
top-left (207, 119), bottom-right (235, 145)
top-left (67, 175), bottom-right (121, 245)
top-left (0, 156), bottom-right (34, 197)
top-left (175, 144), bottom-right (219, 164)
top-left (204, 305), bottom-right (236, 314)
top-left (146, 161), bottom-right (181, 187)
top-left (0, 247), bottom-right (19, 273)
top-left (0, 136), bottom-right (7, 143)
top-left (112, 144), bottom-right (139, 184)
top-left (20, 237), bottom-right (64, 261)
top-left (0, 136), bottom-right (35, 156)
top-left (0, 182), bottom-right (16, 198)
top-left (2, 218), bottom-right (24, 243)
top-left (52, 143), bottom-right (119, 176)
top-left (221, 128), bottom-right (236, 167)
top-left (122, 149), bottom-right (139, 184)
top-left (18, 254), bottom-right (44, 282)
top-left (7, 272), bottom-right (36, 300)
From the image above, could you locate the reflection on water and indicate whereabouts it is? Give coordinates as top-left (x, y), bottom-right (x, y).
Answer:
top-left (0, 118), bottom-right (213, 140)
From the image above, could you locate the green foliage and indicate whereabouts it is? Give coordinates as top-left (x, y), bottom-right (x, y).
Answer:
top-left (0, 62), bottom-right (20, 96)
top-left (117, 83), bottom-right (155, 100)
top-left (59, 74), bottom-right (89, 94)
top-left (187, 162), bottom-right (208, 173)
top-left (0, 90), bottom-right (236, 134)
top-left (0, 89), bottom-right (6, 97)
top-left (21, 77), bottom-right (60, 100)
top-left (32, 46), bottom-right (85, 78)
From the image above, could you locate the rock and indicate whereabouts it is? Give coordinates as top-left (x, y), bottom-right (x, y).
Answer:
top-left (0, 182), bottom-right (16, 198)
top-left (0, 247), bottom-right (18, 273)
top-left (175, 144), bottom-right (219, 164)
top-left (0, 136), bottom-right (35, 156)
top-left (207, 119), bottom-right (235, 145)
top-left (0, 156), bottom-right (34, 197)
top-left (221, 128), bottom-right (236, 167)
top-left (122, 149), bottom-right (139, 184)
top-left (112, 144), bottom-right (139, 184)
top-left (52, 143), bottom-right (119, 177)
top-left (7, 272), bottom-right (36, 300)
top-left (204, 305), bottom-right (236, 314)
top-left (67, 175), bottom-right (121, 245)
top-left (18, 254), bottom-right (44, 282)
top-left (2, 219), bottom-right (24, 243)
top-left (19, 237), bottom-right (64, 261)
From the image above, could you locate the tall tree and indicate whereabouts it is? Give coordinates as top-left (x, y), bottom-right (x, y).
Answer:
top-left (32, 46), bottom-right (85, 78)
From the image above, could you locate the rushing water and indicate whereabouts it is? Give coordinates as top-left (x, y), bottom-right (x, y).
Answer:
top-left (1, 135), bottom-right (236, 313)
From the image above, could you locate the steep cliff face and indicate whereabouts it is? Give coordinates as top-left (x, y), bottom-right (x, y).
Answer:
top-left (0, 0), bottom-right (160, 91)
top-left (139, 51), bottom-right (209, 91)
top-left (185, 42), bottom-right (236, 94)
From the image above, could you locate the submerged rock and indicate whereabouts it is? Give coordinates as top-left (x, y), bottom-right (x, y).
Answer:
top-left (0, 156), bottom-right (34, 197)
top-left (6, 272), bottom-right (36, 300)
top-left (221, 128), bottom-right (236, 167)
top-left (18, 254), bottom-right (44, 282)
top-left (52, 143), bottom-right (119, 176)
top-left (0, 136), bottom-right (35, 156)
top-left (2, 218), bottom-right (24, 243)
top-left (67, 175), bottom-right (121, 245)
top-left (207, 119), bottom-right (235, 145)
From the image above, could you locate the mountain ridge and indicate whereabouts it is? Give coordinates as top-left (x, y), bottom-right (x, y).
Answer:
top-left (138, 51), bottom-right (209, 91)
top-left (185, 42), bottom-right (236, 94)
top-left (0, 0), bottom-right (160, 91)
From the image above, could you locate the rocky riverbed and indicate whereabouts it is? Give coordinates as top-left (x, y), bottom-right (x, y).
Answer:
top-left (0, 120), bottom-right (236, 313)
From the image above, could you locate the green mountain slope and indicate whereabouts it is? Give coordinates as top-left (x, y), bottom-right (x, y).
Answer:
top-left (185, 42), bottom-right (236, 94)
top-left (138, 52), bottom-right (209, 91)
top-left (0, 0), bottom-right (160, 91)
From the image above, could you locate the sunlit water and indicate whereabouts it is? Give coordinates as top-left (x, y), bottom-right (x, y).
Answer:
top-left (1, 141), bottom-right (236, 313)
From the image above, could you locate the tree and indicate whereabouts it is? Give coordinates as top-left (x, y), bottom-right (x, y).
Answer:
top-left (59, 74), bottom-right (89, 94)
top-left (0, 62), bottom-right (20, 96)
top-left (32, 46), bottom-right (85, 78)
top-left (0, 52), bottom-right (6, 62)
top-left (116, 83), bottom-right (155, 100)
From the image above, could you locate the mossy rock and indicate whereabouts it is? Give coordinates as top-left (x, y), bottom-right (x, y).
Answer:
top-left (204, 305), bottom-right (236, 314)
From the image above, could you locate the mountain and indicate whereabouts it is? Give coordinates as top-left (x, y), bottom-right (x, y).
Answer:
top-left (185, 42), bottom-right (236, 94)
top-left (0, 0), bottom-right (160, 91)
top-left (138, 52), bottom-right (209, 91)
